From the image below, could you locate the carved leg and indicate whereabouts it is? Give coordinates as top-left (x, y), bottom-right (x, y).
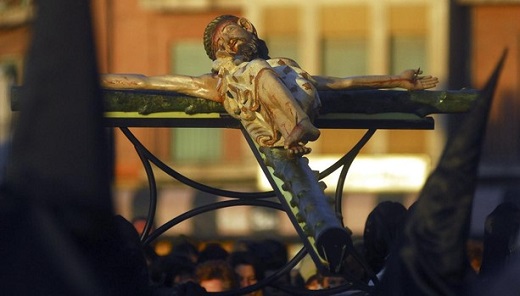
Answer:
top-left (255, 68), bottom-right (320, 153)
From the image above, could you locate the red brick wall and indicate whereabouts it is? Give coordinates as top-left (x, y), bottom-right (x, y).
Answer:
top-left (91, 0), bottom-right (242, 183)
top-left (472, 5), bottom-right (520, 167)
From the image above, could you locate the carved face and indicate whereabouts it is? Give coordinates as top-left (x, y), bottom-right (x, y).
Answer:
top-left (214, 21), bottom-right (258, 61)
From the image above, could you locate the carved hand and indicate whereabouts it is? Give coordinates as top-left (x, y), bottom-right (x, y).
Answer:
top-left (399, 69), bottom-right (439, 90)
top-left (101, 74), bottom-right (147, 89)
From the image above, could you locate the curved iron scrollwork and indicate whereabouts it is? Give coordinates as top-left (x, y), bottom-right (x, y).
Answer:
top-left (120, 126), bottom-right (378, 295)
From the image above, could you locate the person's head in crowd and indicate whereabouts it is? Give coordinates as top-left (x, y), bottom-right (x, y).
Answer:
top-left (149, 253), bottom-right (196, 288)
top-left (250, 239), bottom-right (293, 295)
top-left (324, 275), bottom-right (348, 289)
top-left (228, 251), bottom-right (263, 295)
top-left (363, 201), bottom-right (407, 275)
top-left (304, 274), bottom-right (324, 290)
top-left (173, 239), bottom-right (200, 264)
top-left (195, 259), bottom-right (237, 292)
top-left (197, 242), bottom-right (229, 264)
top-left (131, 216), bottom-right (155, 236)
top-left (480, 201), bottom-right (520, 276)
top-left (340, 238), bottom-right (369, 284)
top-left (253, 239), bottom-right (288, 271)
top-left (129, 216), bottom-right (158, 266)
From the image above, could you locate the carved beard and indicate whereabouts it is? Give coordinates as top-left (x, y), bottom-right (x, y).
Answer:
top-left (234, 35), bottom-right (259, 62)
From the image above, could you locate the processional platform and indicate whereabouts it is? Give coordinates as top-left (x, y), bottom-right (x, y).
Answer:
top-left (10, 86), bottom-right (479, 295)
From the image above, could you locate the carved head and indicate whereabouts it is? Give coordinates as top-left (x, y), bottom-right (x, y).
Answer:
top-left (203, 15), bottom-right (269, 61)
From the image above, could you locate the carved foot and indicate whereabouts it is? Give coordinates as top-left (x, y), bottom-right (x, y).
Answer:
top-left (286, 144), bottom-right (312, 156)
top-left (284, 119), bottom-right (320, 151)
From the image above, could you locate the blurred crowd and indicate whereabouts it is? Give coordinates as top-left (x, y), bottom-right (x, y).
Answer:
top-left (126, 199), bottom-right (520, 295)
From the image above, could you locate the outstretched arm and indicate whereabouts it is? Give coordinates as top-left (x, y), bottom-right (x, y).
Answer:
top-left (312, 69), bottom-right (439, 91)
top-left (100, 73), bottom-right (220, 102)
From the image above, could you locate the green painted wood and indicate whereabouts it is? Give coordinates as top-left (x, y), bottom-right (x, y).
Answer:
top-left (10, 86), bottom-right (479, 117)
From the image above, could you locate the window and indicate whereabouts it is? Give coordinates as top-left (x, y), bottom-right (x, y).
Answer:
top-left (388, 5), bottom-right (428, 74)
top-left (322, 37), bottom-right (367, 77)
top-left (0, 60), bottom-right (18, 142)
top-left (170, 41), bottom-right (222, 163)
top-left (390, 36), bottom-right (427, 74)
top-left (139, 0), bottom-right (239, 11)
top-left (265, 36), bottom-right (299, 61)
top-left (171, 128), bottom-right (222, 164)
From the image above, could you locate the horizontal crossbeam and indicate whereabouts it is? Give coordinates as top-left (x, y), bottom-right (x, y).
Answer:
top-left (10, 86), bottom-right (479, 130)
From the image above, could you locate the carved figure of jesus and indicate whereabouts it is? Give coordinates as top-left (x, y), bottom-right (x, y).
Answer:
top-left (102, 15), bottom-right (438, 155)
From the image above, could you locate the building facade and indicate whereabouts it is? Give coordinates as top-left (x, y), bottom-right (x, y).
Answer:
top-left (1, 0), bottom-right (519, 241)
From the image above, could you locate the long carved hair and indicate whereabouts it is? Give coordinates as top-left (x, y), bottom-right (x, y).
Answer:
top-left (203, 15), bottom-right (270, 61)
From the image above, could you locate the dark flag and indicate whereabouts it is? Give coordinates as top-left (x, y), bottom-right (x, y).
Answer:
top-left (0, 1), bottom-right (148, 295)
top-left (378, 51), bottom-right (507, 296)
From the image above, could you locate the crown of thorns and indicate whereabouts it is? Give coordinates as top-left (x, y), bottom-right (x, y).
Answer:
top-left (203, 15), bottom-right (241, 61)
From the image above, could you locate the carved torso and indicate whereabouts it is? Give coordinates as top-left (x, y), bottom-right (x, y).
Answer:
top-left (213, 57), bottom-right (321, 147)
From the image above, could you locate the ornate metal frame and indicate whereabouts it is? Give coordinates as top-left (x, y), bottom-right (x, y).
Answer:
top-left (113, 114), bottom-right (432, 295)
